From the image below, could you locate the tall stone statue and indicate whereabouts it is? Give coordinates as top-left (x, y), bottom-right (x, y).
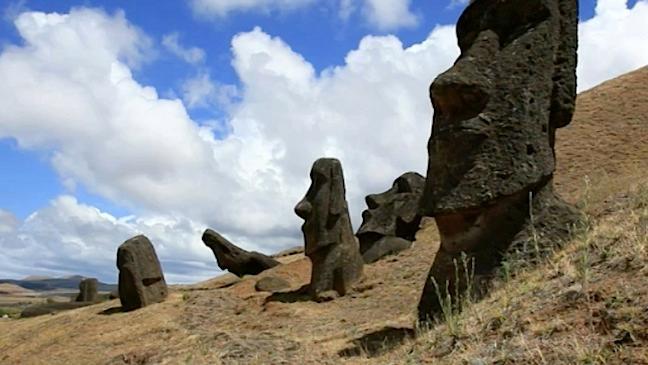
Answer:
top-left (418, 0), bottom-right (580, 322)
top-left (356, 172), bottom-right (425, 263)
top-left (75, 278), bottom-right (98, 302)
top-left (295, 158), bottom-right (363, 300)
top-left (117, 235), bottom-right (168, 311)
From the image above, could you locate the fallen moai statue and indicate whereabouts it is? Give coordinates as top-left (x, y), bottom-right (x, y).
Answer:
top-left (418, 0), bottom-right (581, 322)
top-left (295, 158), bottom-right (363, 300)
top-left (117, 235), bottom-right (168, 311)
top-left (202, 229), bottom-right (280, 277)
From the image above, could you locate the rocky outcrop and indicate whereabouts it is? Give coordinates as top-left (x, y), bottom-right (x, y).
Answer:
top-left (357, 172), bottom-right (424, 263)
top-left (117, 235), bottom-right (168, 311)
top-left (202, 229), bottom-right (280, 277)
top-left (255, 276), bottom-right (290, 292)
top-left (295, 158), bottom-right (363, 300)
top-left (418, 0), bottom-right (581, 322)
top-left (75, 278), bottom-right (98, 302)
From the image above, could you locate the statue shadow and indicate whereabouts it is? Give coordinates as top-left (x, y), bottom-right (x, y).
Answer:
top-left (99, 306), bottom-right (124, 315)
top-left (338, 326), bottom-right (415, 358)
top-left (264, 284), bottom-right (311, 303)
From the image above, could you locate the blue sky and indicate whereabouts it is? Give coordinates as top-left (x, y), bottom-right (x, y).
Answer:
top-left (0, 0), bottom-right (647, 283)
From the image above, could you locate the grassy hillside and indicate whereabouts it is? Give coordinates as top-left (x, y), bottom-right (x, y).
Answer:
top-left (0, 67), bottom-right (646, 365)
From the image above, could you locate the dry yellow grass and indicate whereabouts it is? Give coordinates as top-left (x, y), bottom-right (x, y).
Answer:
top-left (0, 67), bottom-right (646, 365)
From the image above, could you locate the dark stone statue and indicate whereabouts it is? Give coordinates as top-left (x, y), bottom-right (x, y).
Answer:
top-left (357, 172), bottom-right (425, 263)
top-left (75, 278), bottom-right (98, 302)
top-left (418, 0), bottom-right (581, 322)
top-left (295, 158), bottom-right (363, 300)
top-left (202, 229), bottom-right (280, 277)
top-left (117, 235), bottom-right (168, 311)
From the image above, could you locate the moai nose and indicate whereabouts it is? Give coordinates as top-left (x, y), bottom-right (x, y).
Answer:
top-left (294, 199), bottom-right (312, 220)
top-left (430, 72), bottom-right (490, 120)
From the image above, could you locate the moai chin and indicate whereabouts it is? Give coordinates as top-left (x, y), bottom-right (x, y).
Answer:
top-left (117, 235), bottom-right (168, 311)
top-left (418, 0), bottom-right (581, 322)
top-left (295, 158), bottom-right (363, 300)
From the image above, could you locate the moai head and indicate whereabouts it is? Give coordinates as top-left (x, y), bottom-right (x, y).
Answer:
top-left (295, 158), bottom-right (352, 255)
top-left (420, 0), bottom-right (578, 250)
top-left (117, 235), bottom-right (168, 311)
top-left (357, 172), bottom-right (425, 252)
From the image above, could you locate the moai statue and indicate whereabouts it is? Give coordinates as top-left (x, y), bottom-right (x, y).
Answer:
top-left (357, 172), bottom-right (425, 263)
top-left (117, 235), bottom-right (168, 311)
top-left (75, 278), bottom-right (98, 302)
top-left (295, 158), bottom-right (364, 300)
top-left (202, 228), bottom-right (280, 277)
top-left (418, 0), bottom-right (581, 322)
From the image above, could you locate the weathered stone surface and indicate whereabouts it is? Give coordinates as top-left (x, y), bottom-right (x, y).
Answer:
top-left (361, 236), bottom-right (413, 264)
top-left (255, 276), bottom-right (290, 292)
top-left (202, 229), bottom-right (280, 277)
top-left (295, 158), bottom-right (363, 300)
top-left (75, 278), bottom-right (98, 302)
top-left (357, 172), bottom-right (424, 262)
top-left (418, 0), bottom-right (581, 322)
top-left (117, 235), bottom-right (168, 311)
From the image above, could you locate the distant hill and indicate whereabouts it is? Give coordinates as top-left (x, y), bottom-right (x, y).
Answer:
top-left (0, 283), bottom-right (36, 296)
top-left (0, 276), bottom-right (116, 292)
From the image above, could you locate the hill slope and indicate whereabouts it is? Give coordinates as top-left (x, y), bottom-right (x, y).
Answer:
top-left (0, 67), bottom-right (646, 365)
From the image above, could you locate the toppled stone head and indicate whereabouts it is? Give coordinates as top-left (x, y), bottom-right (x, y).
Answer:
top-left (357, 172), bottom-right (424, 262)
top-left (295, 158), bottom-right (363, 299)
top-left (202, 228), bottom-right (280, 277)
top-left (418, 0), bottom-right (580, 321)
top-left (117, 235), bottom-right (168, 311)
top-left (75, 278), bottom-right (98, 302)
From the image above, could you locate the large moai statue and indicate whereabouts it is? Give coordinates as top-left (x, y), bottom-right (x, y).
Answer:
top-left (202, 228), bottom-right (280, 277)
top-left (117, 235), bottom-right (168, 311)
top-left (356, 172), bottom-right (425, 263)
top-left (418, 0), bottom-right (581, 322)
top-left (295, 158), bottom-right (364, 300)
top-left (75, 278), bottom-right (98, 302)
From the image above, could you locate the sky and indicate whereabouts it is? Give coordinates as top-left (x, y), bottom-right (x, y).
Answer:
top-left (0, 0), bottom-right (647, 284)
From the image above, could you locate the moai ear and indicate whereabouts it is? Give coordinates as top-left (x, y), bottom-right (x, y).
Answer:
top-left (549, 0), bottom-right (577, 129)
top-left (328, 165), bottom-right (347, 217)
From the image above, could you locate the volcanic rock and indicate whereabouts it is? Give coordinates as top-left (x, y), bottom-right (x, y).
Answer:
top-left (295, 158), bottom-right (363, 300)
top-left (75, 278), bottom-right (98, 302)
top-left (255, 276), bottom-right (290, 292)
top-left (357, 172), bottom-right (424, 262)
top-left (116, 235), bottom-right (168, 311)
top-left (418, 0), bottom-right (582, 322)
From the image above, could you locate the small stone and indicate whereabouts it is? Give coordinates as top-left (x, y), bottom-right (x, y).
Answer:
top-left (562, 283), bottom-right (585, 303)
top-left (255, 276), bottom-right (290, 292)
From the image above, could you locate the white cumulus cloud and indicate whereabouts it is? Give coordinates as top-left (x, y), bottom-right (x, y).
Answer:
top-left (577, 0), bottom-right (648, 91)
top-left (0, 196), bottom-right (218, 283)
top-left (190, 0), bottom-right (314, 18)
top-left (0, 209), bottom-right (19, 234)
top-left (361, 0), bottom-right (419, 30)
top-left (162, 32), bottom-right (206, 65)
